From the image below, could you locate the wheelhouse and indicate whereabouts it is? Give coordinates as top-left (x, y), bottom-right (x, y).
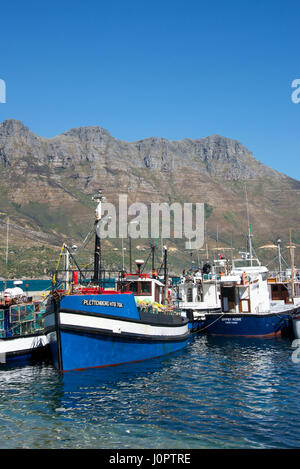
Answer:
top-left (117, 273), bottom-right (165, 304)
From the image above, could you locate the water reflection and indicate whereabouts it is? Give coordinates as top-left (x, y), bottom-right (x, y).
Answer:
top-left (0, 335), bottom-right (299, 448)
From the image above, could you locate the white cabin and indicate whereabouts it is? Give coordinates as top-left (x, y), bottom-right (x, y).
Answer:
top-left (220, 258), bottom-right (270, 313)
top-left (268, 270), bottom-right (300, 306)
top-left (176, 271), bottom-right (221, 312)
top-left (117, 273), bottom-right (166, 304)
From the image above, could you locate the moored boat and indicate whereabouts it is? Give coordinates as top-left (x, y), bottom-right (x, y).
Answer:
top-left (0, 281), bottom-right (48, 365)
top-left (174, 263), bottom-right (221, 332)
top-left (267, 272), bottom-right (300, 338)
top-left (293, 312), bottom-right (300, 339)
top-left (44, 192), bottom-right (189, 372)
top-left (266, 234), bottom-right (300, 338)
top-left (204, 255), bottom-right (298, 337)
top-left (44, 288), bottom-right (188, 372)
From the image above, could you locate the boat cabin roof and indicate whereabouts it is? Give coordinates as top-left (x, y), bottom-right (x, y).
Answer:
top-left (232, 266), bottom-right (268, 275)
top-left (119, 274), bottom-right (165, 287)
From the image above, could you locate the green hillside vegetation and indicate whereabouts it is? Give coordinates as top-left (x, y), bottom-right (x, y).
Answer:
top-left (0, 119), bottom-right (299, 278)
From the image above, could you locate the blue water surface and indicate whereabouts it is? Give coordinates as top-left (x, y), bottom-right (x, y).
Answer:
top-left (0, 279), bottom-right (52, 292)
top-left (0, 334), bottom-right (299, 449)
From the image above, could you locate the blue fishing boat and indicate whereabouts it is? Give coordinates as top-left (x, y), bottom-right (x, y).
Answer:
top-left (44, 192), bottom-right (189, 372)
top-left (0, 281), bottom-right (48, 365)
top-left (44, 290), bottom-right (188, 372)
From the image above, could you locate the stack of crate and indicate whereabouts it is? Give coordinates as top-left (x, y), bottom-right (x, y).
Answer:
top-left (9, 303), bottom-right (44, 336)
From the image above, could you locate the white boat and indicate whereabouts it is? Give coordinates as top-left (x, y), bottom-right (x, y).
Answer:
top-left (0, 281), bottom-right (49, 365)
top-left (268, 273), bottom-right (300, 339)
top-left (204, 254), bottom-right (298, 337)
top-left (266, 236), bottom-right (300, 338)
top-left (293, 311), bottom-right (300, 339)
top-left (174, 262), bottom-right (222, 332)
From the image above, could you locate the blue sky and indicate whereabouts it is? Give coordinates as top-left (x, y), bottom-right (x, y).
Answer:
top-left (0, 0), bottom-right (299, 180)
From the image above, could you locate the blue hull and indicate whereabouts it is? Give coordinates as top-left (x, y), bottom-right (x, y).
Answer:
top-left (205, 313), bottom-right (292, 337)
top-left (57, 330), bottom-right (189, 371)
top-left (45, 293), bottom-right (189, 371)
top-left (188, 320), bottom-right (205, 333)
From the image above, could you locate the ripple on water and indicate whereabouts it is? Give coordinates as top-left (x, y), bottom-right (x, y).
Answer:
top-left (0, 336), bottom-right (300, 448)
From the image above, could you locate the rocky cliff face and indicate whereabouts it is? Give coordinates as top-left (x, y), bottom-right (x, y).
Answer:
top-left (0, 118), bottom-right (299, 274)
top-left (0, 118), bottom-right (278, 179)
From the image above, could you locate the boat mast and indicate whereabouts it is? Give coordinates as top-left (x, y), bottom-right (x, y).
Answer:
top-left (163, 245), bottom-right (168, 304)
top-left (5, 216), bottom-right (9, 267)
top-left (248, 224), bottom-right (253, 267)
top-left (4, 216), bottom-right (9, 289)
top-left (92, 190), bottom-right (104, 285)
top-left (121, 235), bottom-right (125, 271)
top-left (65, 245), bottom-right (70, 290)
top-left (151, 243), bottom-right (155, 272)
top-left (277, 238), bottom-right (282, 275)
top-left (244, 184), bottom-right (253, 266)
top-left (129, 236), bottom-right (132, 273)
top-left (289, 230), bottom-right (295, 300)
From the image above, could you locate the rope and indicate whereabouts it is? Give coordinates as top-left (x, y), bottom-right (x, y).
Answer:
top-left (188, 312), bottom-right (226, 336)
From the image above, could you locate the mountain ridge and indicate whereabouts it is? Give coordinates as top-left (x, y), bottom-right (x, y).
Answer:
top-left (0, 118), bottom-right (284, 180)
top-left (0, 118), bottom-right (299, 277)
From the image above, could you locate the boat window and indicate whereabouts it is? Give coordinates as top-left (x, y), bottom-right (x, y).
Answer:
top-left (128, 281), bottom-right (138, 293)
top-left (117, 279), bottom-right (152, 295)
top-left (141, 282), bottom-right (152, 295)
top-left (187, 287), bottom-right (193, 302)
top-left (155, 284), bottom-right (160, 302)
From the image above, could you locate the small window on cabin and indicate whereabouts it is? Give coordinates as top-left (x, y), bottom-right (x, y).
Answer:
top-left (128, 282), bottom-right (138, 293)
top-left (141, 282), bottom-right (152, 294)
top-left (273, 285), bottom-right (278, 291)
top-left (187, 287), bottom-right (193, 302)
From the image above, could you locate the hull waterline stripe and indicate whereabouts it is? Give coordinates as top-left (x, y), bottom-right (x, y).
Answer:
top-left (52, 308), bottom-right (188, 327)
top-left (58, 323), bottom-right (190, 342)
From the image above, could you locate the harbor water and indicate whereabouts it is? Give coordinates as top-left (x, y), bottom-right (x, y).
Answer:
top-left (0, 333), bottom-right (300, 449)
top-left (0, 279), bottom-right (52, 293)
